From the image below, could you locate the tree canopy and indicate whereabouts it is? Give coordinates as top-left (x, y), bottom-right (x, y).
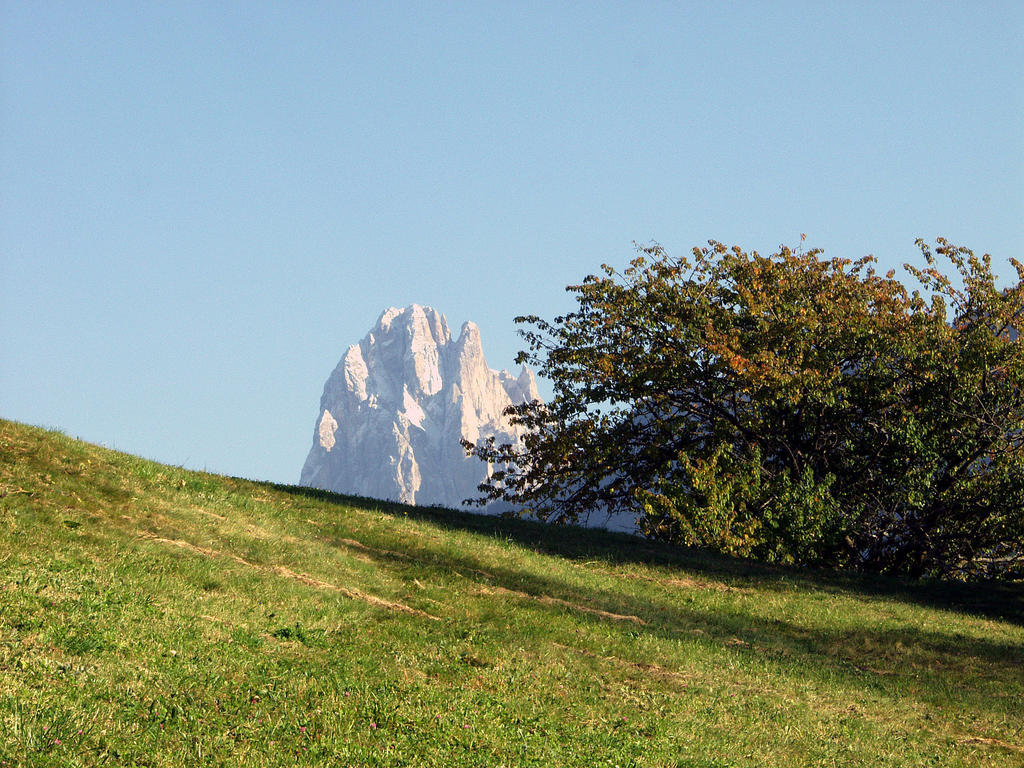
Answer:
top-left (466, 239), bottom-right (1024, 580)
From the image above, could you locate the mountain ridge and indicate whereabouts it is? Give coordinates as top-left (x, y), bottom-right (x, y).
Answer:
top-left (300, 304), bottom-right (538, 508)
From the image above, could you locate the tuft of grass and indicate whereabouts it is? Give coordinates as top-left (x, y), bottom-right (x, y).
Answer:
top-left (1, 417), bottom-right (1022, 767)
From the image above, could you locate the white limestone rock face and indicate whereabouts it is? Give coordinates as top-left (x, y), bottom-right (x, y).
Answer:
top-left (300, 305), bottom-right (540, 509)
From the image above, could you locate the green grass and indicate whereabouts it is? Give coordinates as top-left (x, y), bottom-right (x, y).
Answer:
top-left (1, 418), bottom-right (1022, 767)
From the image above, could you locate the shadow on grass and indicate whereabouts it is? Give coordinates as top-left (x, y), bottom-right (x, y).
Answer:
top-left (394, 545), bottom-right (1024, 703)
top-left (268, 481), bottom-right (1024, 627)
top-left (263, 483), bottom-right (1024, 717)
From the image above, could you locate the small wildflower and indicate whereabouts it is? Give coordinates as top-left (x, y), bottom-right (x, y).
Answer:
top-left (53, 739), bottom-right (61, 745)
top-left (464, 725), bottom-right (471, 729)
top-left (299, 726), bottom-right (306, 733)
top-left (369, 722), bottom-right (378, 730)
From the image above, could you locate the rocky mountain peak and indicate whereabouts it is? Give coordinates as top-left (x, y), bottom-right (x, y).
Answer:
top-left (300, 305), bottom-right (540, 509)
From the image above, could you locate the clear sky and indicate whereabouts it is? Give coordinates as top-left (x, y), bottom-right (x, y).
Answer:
top-left (2, 1), bottom-right (1022, 484)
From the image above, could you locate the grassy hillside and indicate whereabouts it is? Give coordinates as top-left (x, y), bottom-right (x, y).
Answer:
top-left (1, 418), bottom-right (1022, 767)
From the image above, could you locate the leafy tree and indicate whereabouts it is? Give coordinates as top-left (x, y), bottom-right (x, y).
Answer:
top-left (466, 240), bottom-right (1024, 579)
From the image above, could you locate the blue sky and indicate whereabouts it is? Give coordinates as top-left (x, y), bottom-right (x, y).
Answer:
top-left (2, 1), bottom-right (1021, 484)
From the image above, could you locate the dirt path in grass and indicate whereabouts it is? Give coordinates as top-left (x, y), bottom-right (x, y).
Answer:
top-left (551, 641), bottom-right (694, 683)
top-left (475, 584), bottom-right (647, 624)
top-left (958, 736), bottom-right (1024, 753)
top-left (138, 532), bottom-right (439, 620)
top-left (571, 561), bottom-right (739, 593)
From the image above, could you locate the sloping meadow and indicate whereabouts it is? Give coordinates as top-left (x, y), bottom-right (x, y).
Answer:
top-left (1, 419), bottom-right (1022, 767)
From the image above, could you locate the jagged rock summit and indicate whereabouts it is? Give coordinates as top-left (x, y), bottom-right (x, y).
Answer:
top-left (300, 305), bottom-right (540, 509)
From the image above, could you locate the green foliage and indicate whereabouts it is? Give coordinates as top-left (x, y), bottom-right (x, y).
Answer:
top-left (635, 446), bottom-right (845, 567)
top-left (637, 444), bottom-right (766, 560)
top-left (468, 239), bottom-right (1024, 579)
top-left (269, 622), bottom-right (319, 645)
